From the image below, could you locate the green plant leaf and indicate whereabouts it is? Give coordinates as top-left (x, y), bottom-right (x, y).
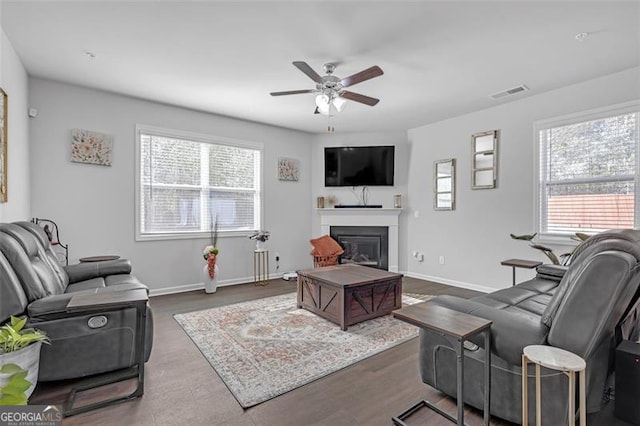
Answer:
top-left (2, 378), bottom-right (31, 396)
top-left (510, 233), bottom-right (537, 241)
top-left (9, 316), bottom-right (26, 333)
top-left (574, 232), bottom-right (590, 242)
top-left (0, 393), bottom-right (28, 406)
top-left (0, 363), bottom-right (23, 374)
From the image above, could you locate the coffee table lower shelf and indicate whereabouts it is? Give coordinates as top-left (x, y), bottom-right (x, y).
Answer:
top-left (391, 303), bottom-right (492, 426)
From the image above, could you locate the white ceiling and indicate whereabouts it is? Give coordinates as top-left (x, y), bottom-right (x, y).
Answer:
top-left (1, 1), bottom-right (639, 134)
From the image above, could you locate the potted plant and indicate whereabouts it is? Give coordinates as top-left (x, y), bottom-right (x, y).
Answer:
top-left (249, 230), bottom-right (270, 250)
top-left (0, 316), bottom-right (50, 403)
top-left (510, 232), bottom-right (590, 265)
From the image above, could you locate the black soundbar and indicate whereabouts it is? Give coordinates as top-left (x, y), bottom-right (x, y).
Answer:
top-left (334, 205), bottom-right (383, 208)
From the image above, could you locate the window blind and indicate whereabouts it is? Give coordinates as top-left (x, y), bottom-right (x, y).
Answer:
top-left (139, 131), bottom-right (261, 236)
top-left (539, 110), bottom-right (638, 235)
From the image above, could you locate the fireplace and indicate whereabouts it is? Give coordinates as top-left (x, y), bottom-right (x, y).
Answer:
top-left (318, 208), bottom-right (400, 272)
top-left (330, 226), bottom-right (389, 270)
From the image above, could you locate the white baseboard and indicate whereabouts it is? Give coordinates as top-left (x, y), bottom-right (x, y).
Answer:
top-left (148, 272), bottom-right (289, 297)
top-left (401, 271), bottom-right (495, 294)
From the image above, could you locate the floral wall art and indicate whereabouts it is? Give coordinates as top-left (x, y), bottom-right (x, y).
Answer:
top-left (70, 128), bottom-right (113, 166)
top-left (278, 157), bottom-right (300, 182)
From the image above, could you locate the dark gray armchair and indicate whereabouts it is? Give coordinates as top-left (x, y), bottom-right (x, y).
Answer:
top-left (419, 230), bottom-right (640, 424)
top-left (0, 221), bottom-right (153, 381)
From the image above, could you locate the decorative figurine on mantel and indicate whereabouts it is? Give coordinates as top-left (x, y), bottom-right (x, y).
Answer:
top-left (249, 230), bottom-right (270, 250)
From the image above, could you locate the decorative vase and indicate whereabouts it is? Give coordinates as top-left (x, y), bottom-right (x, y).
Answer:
top-left (0, 341), bottom-right (43, 399)
top-left (256, 240), bottom-right (266, 251)
top-left (203, 263), bottom-right (219, 294)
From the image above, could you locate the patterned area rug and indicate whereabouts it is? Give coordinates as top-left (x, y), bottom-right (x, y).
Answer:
top-left (174, 292), bottom-right (433, 408)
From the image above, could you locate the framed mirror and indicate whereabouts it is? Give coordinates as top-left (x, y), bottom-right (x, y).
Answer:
top-left (434, 158), bottom-right (455, 210)
top-left (471, 130), bottom-right (498, 189)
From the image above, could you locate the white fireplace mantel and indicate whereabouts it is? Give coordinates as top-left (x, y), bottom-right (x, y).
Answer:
top-left (317, 208), bottom-right (401, 272)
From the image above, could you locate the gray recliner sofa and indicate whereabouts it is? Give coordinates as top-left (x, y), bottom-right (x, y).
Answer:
top-left (419, 229), bottom-right (640, 424)
top-left (0, 221), bottom-right (153, 381)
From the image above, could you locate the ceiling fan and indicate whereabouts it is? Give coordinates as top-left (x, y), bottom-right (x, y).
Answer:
top-left (270, 61), bottom-right (384, 115)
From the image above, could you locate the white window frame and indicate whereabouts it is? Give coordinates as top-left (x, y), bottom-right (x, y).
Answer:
top-left (134, 124), bottom-right (264, 241)
top-left (534, 100), bottom-right (640, 245)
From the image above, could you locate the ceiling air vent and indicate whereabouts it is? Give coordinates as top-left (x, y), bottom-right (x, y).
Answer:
top-left (489, 85), bottom-right (529, 100)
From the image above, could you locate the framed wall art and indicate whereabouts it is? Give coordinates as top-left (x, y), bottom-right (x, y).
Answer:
top-left (278, 157), bottom-right (300, 181)
top-left (0, 88), bottom-right (7, 203)
top-left (70, 128), bottom-right (113, 166)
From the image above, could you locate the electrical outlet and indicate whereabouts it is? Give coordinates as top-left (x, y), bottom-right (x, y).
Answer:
top-left (439, 256), bottom-right (445, 265)
top-left (275, 252), bottom-right (280, 262)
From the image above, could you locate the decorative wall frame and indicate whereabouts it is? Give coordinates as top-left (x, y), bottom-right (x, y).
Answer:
top-left (471, 130), bottom-right (498, 189)
top-left (434, 158), bottom-right (456, 211)
top-left (70, 128), bottom-right (113, 166)
top-left (278, 157), bottom-right (300, 181)
top-left (0, 88), bottom-right (7, 203)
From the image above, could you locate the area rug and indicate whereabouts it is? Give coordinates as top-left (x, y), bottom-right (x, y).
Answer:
top-left (174, 292), bottom-right (432, 408)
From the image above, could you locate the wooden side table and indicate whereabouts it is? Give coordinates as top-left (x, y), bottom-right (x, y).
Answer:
top-left (501, 259), bottom-right (542, 286)
top-left (522, 345), bottom-right (586, 426)
top-left (254, 249), bottom-right (269, 286)
top-left (392, 303), bottom-right (492, 426)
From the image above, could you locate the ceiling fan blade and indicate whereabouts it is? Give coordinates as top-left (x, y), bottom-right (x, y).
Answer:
top-left (340, 66), bottom-right (383, 88)
top-left (292, 61), bottom-right (324, 84)
top-left (270, 89), bottom-right (316, 96)
top-left (340, 91), bottom-right (380, 106)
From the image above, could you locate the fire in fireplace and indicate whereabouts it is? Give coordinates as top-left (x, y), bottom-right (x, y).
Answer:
top-left (330, 226), bottom-right (389, 270)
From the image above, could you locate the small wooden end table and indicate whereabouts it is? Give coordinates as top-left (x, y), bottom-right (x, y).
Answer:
top-left (522, 345), bottom-right (586, 426)
top-left (501, 259), bottom-right (542, 286)
top-left (392, 303), bottom-right (492, 426)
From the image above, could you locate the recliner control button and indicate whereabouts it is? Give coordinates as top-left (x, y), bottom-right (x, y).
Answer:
top-left (87, 316), bottom-right (108, 329)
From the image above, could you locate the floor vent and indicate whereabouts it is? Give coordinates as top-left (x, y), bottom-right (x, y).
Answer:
top-left (489, 85), bottom-right (529, 100)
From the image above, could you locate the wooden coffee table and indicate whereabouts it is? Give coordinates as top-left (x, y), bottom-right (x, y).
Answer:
top-left (296, 264), bottom-right (403, 330)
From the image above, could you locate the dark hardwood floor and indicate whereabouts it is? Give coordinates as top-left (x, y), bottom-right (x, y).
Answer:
top-left (30, 277), bottom-right (625, 425)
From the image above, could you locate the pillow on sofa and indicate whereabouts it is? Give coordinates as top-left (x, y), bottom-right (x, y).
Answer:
top-left (310, 235), bottom-right (344, 256)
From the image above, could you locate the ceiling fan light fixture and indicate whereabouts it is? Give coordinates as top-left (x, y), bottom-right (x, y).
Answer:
top-left (315, 94), bottom-right (331, 115)
top-left (332, 96), bottom-right (347, 112)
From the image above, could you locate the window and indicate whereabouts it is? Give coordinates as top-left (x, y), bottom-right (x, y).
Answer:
top-left (135, 125), bottom-right (262, 240)
top-left (536, 101), bottom-right (639, 238)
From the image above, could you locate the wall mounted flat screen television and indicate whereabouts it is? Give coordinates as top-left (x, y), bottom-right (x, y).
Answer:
top-left (325, 146), bottom-right (395, 187)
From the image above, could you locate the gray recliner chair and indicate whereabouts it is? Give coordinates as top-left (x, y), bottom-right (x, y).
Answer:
top-left (419, 229), bottom-right (640, 424)
top-left (0, 221), bottom-right (153, 381)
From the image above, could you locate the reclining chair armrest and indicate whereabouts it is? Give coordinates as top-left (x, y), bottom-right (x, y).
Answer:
top-left (64, 259), bottom-right (132, 283)
top-left (28, 284), bottom-right (146, 320)
top-left (430, 295), bottom-right (550, 365)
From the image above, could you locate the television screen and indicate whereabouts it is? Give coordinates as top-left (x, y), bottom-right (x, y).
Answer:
top-left (325, 146), bottom-right (395, 187)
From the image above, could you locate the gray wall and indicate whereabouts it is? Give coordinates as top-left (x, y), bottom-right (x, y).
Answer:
top-left (0, 26), bottom-right (30, 222)
top-left (28, 78), bottom-right (314, 294)
top-left (406, 67), bottom-right (640, 292)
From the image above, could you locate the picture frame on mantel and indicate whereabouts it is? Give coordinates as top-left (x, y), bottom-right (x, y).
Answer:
top-left (0, 88), bottom-right (7, 203)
